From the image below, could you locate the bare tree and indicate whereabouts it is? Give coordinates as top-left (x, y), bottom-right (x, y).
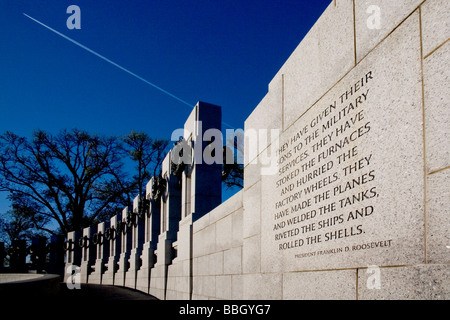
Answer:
top-left (0, 129), bottom-right (133, 234)
top-left (122, 131), bottom-right (169, 201)
top-left (0, 197), bottom-right (47, 246)
top-left (222, 134), bottom-right (244, 189)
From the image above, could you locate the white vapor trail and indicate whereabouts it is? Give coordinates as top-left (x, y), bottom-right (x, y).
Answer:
top-left (23, 13), bottom-right (194, 108)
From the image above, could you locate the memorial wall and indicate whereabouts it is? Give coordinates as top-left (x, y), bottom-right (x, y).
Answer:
top-left (65, 0), bottom-right (449, 300)
top-left (243, 0), bottom-right (449, 299)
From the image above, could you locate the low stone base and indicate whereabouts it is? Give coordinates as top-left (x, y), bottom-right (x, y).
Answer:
top-left (136, 267), bottom-right (151, 294)
top-left (149, 264), bottom-right (167, 300)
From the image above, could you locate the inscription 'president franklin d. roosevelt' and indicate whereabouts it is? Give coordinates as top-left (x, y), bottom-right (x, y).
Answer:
top-left (271, 71), bottom-right (380, 254)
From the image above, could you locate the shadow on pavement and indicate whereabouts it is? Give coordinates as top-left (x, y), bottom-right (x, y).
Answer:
top-left (57, 283), bottom-right (159, 301)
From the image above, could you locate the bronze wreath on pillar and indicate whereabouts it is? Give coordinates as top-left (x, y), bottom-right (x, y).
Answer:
top-left (151, 175), bottom-right (166, 202)
top-left (171, 137), bottom-right (191, 188)
top-left (63, 239), bottom-right (74, 252)
top-left (92, 232), bottom-right (104, 245)
top-left (116, 221), bottom-right (127, 235)
top-left (104, 227), bottom-right (116, 241)
top-left (126, 210), bottom-right (137, 228)
top-left (78, 236), bottom-right (90, 249)
top-left (138, 198), bottom-right (150, 219)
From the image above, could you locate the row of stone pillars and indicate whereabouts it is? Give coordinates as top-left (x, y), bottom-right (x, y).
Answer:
top-left (0, 236), bottom-right (65, 275)
top-left (64, 102), bottom-right (223, 298)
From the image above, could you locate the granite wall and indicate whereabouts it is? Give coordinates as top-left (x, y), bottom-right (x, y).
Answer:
top-left (66, 0), bottom-right (449, 300)
top-left (243, 0), bottom-right (449, 299)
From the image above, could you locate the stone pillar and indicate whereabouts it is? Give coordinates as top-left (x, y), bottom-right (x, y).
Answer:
top-left (64, 231), bottom-right (82, 282)
top-left (79, 226), bottom-right (97, 284)
top-left (124, 196), bottom-right (146, 289)
top-left (29, 236), bottom-right (47, 273)
top-left (159, 151), bottom-right (183, 266)
top-left (89, 222), bottom-right (110, 284)
top-left (47, 235), bottom-right (65, 277)
top-left (114, 207), bottom-right (133, 287)
top-left (166, 101), bottom-right (223, 300)
top-left (0, 242), bottom-right (5, 272)
top-left (102, 214), bottom-right (122, 285)
top-left (136, 177), bottom-right (161, 294)
top-left (149, 151), bottom-right (182, 299)
top-left (8, 240), bottom-right (27, 273)
top-left (181, 101), bottom-right (223, 220)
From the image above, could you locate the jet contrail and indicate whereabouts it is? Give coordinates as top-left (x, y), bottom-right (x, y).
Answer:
top-left (23, 13), bottom-right (194, 108)
top-left (23, 13), bottom-right (237, 130)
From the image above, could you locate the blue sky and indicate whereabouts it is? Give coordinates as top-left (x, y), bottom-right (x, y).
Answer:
top-left (0, 0), bottom-right (331, 213)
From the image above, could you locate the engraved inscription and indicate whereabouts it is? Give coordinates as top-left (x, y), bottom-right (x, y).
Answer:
top-left (271, 71), bottom-right (390, 257)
